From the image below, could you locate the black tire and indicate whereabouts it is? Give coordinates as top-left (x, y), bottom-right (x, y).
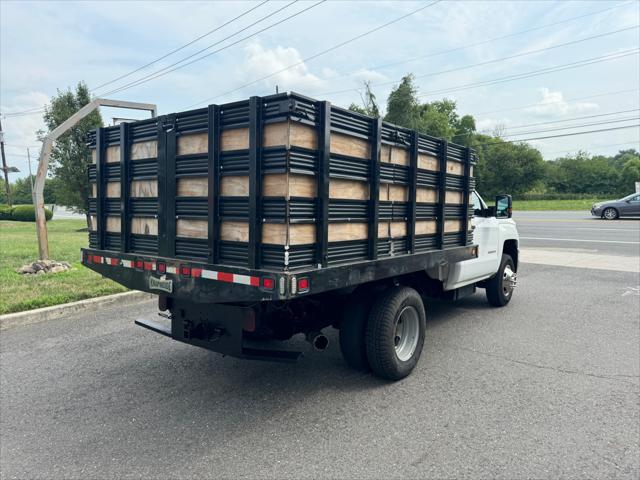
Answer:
top-left (339, 296), bottom-right (372, 371)
top-left (486, 254), bottom-right (516, 307)
top-left (365, 286), bottom-right (426, 381)
top-left (602, 207), bottom-right (618, 220)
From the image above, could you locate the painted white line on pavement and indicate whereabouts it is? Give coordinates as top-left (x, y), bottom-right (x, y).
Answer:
top-left (519, 225), bottom-right (640, 232)
top-left (520, 236), bottom-right (640, 245)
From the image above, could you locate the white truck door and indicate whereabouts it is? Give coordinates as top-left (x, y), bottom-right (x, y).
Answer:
top-left (444, 192), bottom-right (501, 290)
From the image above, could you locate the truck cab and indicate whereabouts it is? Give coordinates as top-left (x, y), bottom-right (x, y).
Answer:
top-left (444, 192), bottom-right (519, 306)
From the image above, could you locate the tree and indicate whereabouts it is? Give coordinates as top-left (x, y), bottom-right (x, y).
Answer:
top-left (621, 156), bottom-right (640, 193)
top-left (385, 74), bottom-right (419, 128)
top-left (348, 81), bottom-right (380, 118)
top-left (41, 82), bottom-right (102, 224)
top-left (474, 139), bottom-right (545, 197)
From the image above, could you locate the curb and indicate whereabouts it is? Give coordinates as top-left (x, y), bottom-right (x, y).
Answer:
top-left (0, 291), bottom-right (155, 331)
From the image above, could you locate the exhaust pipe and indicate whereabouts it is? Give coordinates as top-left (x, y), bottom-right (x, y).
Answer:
top-left (306, 331), bottom-right (329, 351)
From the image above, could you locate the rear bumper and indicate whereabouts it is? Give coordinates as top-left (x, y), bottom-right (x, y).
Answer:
top-left (81, 244), bottom-right (476, 304)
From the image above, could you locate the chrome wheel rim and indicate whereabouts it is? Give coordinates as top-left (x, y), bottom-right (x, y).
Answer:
top-left (604, 209), bottom-right (617, 219)
top-left (394, 306), bottom-right (420, 362)
top-left (502, 265), bottom-right (517, 297)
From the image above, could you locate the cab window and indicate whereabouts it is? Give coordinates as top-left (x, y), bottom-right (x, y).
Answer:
top-left (472, 192), bottom-right (486, 215)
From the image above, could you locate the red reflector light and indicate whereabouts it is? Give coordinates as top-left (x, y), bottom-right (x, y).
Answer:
top-left (156, 262), bottom-right (166, 274)
top-left (110, 258), bottom-right (119, 266)
top-left (135, 260), bottom-right (143, 269)
top-left (262, 277), bottom-right (275, 290)
top-left (191, 268), bottom-right (202, 278)
top-left (298, 278), bottom-right (309, 291)
top-left (180, 266), bottom-right (191, 277)
top-left (93, 255), bottom-right (103, 264)
top-left (143, 262), bottom-right (153, 271)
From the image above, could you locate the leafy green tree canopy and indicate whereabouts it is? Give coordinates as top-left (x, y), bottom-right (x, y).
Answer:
top-left (41, 82), bottom-right (102, 216)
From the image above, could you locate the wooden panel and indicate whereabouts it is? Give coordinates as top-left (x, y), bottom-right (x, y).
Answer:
top-left (415, 219), bottom-right (463, 235)
top-left (445, 190), bottom-right (464, 204)
top-left (130, 180), bottom-right (158, 198)
top-left (329, 179), bottom-right (369, 200)
top-left (131, 217), bottom-right (158, 236)
top-left (221, 128), bottom-right (249, 151)
top-left (262, 224), bottom-right (316, 245)
top-left (416, 187), bottom-right (438, 203)
top-left (388, 184), bottom-right (408, 202)
top-left (176, 219), bottom-right (208, 238)
top-left (331, 133), bottom-right (370, 160)
top-left (106, 145), bottom-right (120, 163)
top-left (91, 150), bottom-right (96, 164)
top-left (445, 219), bottom-right (463, 233)
top-left (130, 140), bottom-right (157, 160)
top-left (263, 122), bottom-right (289, 148)
top-left (262, 173), bottom-right (316, 198)
top-left (106, 182), bottom-right (121, 198)
top-left (220, 176), bottom-right (249, 196)
top-left (446, 161), bottom-right (464, 176)
top-left (418, 154), bottom-right (438, 171)
top-left (91, 184), bottom-right (96, 197)
top-left (289, 123), bottom-right (317, 149)
top-left (177, 133), bottom-right (207, 155)
top-left (89, 215), bottom-right (97, 231)
top-left (177, 177), bottom-right (208, 196)
top-left (378, 221), bottom-right (407, 238)
top-left (381, 145), bottom-right (409, 166)
top-left (220, 221), bottom-right (248, 242)
top-left (105, 216), bottom-right (121, 233)
top-left (415, 220), bottom-right (437, 235)
top-left (328, 223), bottom-right (368, 242)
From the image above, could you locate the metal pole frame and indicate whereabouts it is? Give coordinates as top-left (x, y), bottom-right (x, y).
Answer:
top-left (34, 98), bottom-right (156, 259)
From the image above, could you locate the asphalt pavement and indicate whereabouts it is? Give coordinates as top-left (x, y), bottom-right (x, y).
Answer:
top-left (514, 210), bottom-right (640, 257)
top-left (1, 263), bottom-right (638, 479)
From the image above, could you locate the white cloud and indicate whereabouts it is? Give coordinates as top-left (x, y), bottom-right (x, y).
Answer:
top-left (241, 42), bottom-right (326, 93)
top-left (524, 87), bottom-right (599, 117)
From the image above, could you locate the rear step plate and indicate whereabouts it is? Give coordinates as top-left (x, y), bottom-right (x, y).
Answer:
top-left (135, 318), bottom-right (172, 337)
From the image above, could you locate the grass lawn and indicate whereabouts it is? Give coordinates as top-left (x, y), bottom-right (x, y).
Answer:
top-left (513, 198), bottom-right (605, 211)
top-left (0, 219), bottom-right (126, 314)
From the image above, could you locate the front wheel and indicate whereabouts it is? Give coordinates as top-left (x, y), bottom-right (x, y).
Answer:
top-left (365, 286), bottom-right (426, 381)
top-left (486, 254), bottom-right (516, 307)
top-left (602, 207), bottom-right (618, 220)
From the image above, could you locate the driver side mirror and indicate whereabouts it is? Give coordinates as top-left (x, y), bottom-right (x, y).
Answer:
top-left (495, 194), bottom-right (512, 218)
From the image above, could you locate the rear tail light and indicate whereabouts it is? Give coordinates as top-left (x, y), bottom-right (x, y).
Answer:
top-left (298, 277), bottom-right (310, 293)
top-left (191, 268), bottom-right (202, 278)
top-left (135, 260), bottom-right (143, 270)
top-left (262, 277), bottom-right (275, 290)
top-left (156, 262), bottom-right (166, 274)
top-left (143, 261), bottom-right (153, 271)
top-left (110, 258), bottom-right (119, 266)
top-left (93, 255), bottom-right (103, 264)
top-left (180, 266), bottom-right (191, 277)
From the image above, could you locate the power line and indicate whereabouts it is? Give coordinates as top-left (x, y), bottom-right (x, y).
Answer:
top-left (416, 49), bottom-right (639, 98)
top-left (480, 124), bottom-right (640, 145)
top-left (346, 0), bottom-right (636, 77)
top-left (473, 108), bottom-right (640, 135)
top-left (472, 88), bottom-right (639, 116)
top-left (320, 25), bottom-right (639, 96)
top-left (541, 140), bottom-right (639, 156)
top-left (98, 0), bottom-right (323, 98)
top-left (185, 0), bottom-right (442, 108)
top-left (91, 0), bottom-right (269, 92)
top-left (499, 116), bottom-right (639, 137)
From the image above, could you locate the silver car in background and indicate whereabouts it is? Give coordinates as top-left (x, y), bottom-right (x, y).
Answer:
top-left (591, 193), bottom-right (640, 219)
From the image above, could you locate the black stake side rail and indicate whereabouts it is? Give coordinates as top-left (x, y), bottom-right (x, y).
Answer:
top-left (81, 243), bottom-right (475, 303)
top-left (86, 91), bottom-right (476, 271)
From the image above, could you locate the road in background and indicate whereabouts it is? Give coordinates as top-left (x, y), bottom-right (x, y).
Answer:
top-left (1, 264), bottom-right (638, 479)
top-left (514, 210), bottom-right (640, 257)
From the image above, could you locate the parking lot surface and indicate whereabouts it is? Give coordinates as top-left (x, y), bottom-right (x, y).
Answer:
top-left (1, 263), bottom-right (638, 479)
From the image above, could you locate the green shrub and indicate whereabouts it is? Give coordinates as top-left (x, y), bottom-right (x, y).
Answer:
top-left (0, 204), bottom-right (13, 220)
top-left (9, 205), bottom-right (53, 222)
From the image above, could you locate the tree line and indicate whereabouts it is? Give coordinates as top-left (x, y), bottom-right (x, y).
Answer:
top-left (2, 78), bottom-right (639, 216)
top-left (349, 75), bottom-right (639, 198)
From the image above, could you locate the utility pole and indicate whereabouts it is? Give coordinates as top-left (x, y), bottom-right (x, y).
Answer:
top-left (0, 118), bottom-right (12, 206)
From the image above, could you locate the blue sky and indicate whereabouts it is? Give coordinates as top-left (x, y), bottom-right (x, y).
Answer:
top-left (1, 0), bottom-right (639, 179)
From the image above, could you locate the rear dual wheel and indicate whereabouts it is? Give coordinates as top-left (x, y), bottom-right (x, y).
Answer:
top-left (340, 286), bottom-right (426, 380)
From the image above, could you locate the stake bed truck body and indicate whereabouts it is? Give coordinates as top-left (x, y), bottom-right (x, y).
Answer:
top-left (82, 92), bottom-right (519, 380)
